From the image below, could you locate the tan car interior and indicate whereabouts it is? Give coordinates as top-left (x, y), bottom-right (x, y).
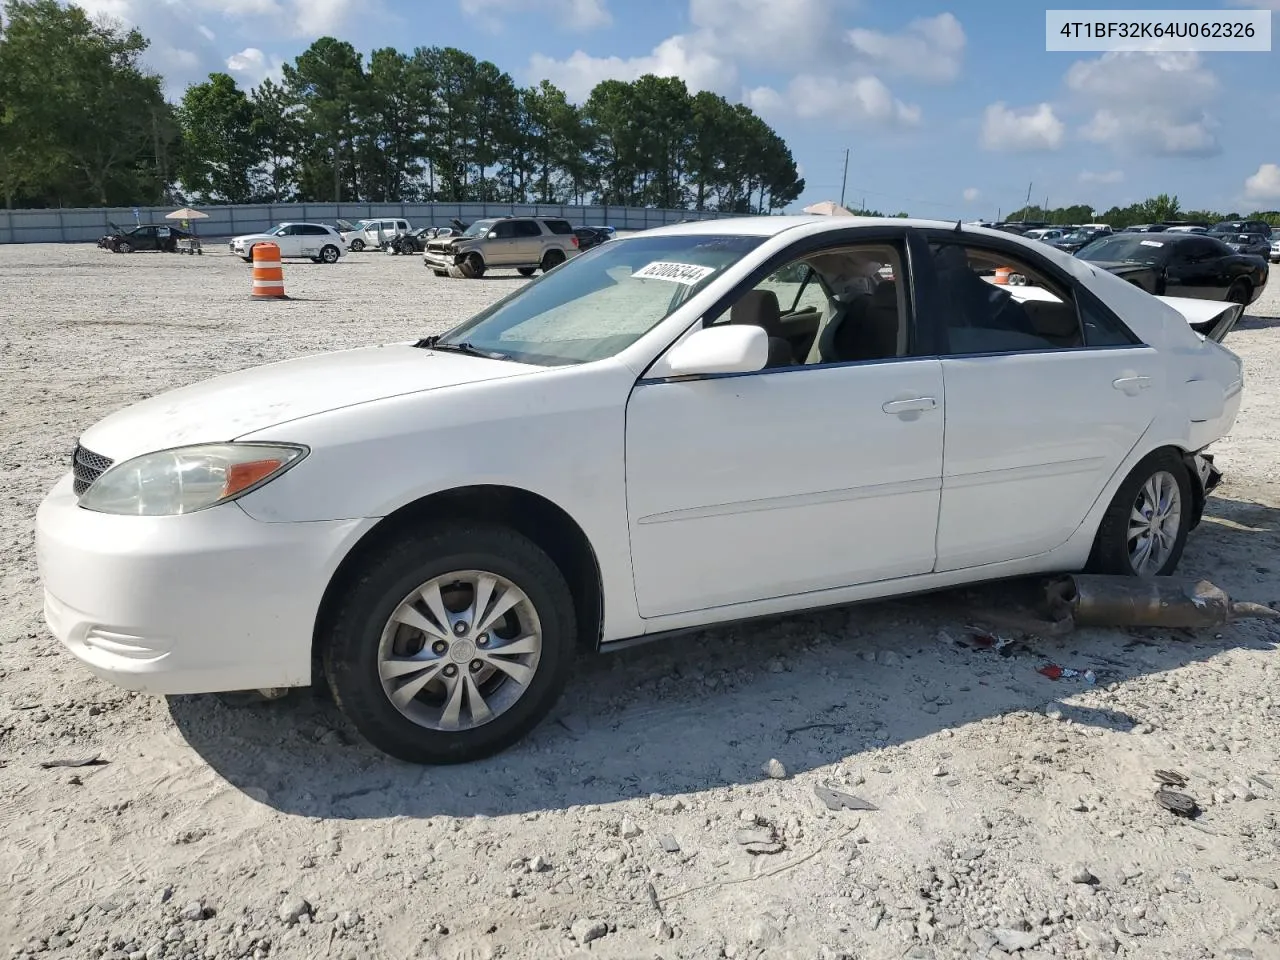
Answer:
top-left (712, 244), bottom-right (909, 367)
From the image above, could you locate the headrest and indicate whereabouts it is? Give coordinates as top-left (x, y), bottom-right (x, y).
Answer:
top-left (730, 289), bottom-right (783, 338)
top-left (933, 244), bottom-right (969, 272)
top-left (870, 281), bottom-right (898, 308)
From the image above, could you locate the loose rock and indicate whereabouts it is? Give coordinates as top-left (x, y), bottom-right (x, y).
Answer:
top-left (571, 918), bottom-right (608, 944)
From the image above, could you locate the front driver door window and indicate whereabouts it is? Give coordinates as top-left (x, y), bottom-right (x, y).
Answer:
top-left (624, 237), bottom-right (945, 619)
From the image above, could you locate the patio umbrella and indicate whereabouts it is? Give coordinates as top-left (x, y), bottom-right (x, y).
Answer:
top-left (165, 206), bottom-right (208, 238)
top-left (802, 200), bottom-right (855, 216)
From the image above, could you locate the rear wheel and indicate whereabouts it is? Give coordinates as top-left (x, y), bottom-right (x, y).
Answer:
top-left (322, 522), bottom-right (577, 764)
top-left (517, 266), bottom-right (537, 277)
top-left (320, 244), bottom-right (340, 264)
top-left (1088, 450), bottom-right (1192, 578)
top-left (1226, 279), bottom-right (1251, 305)
top-left (540, 249), bottom-right (565, 273)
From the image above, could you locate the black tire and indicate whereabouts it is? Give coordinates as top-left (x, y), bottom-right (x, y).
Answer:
top-left (320, 244), bottom-right (340, 264)
top-left (117, 241), bottom-right (132, 254)
top-left (1087, 449), bottom-right (1192, 577)
top-left (540, 249), bottom-right (565, 272)
top-left (350, 239), bottom-right (365, 252)
top-left (241, 256), bottom-right (253, 263)
top-left (321, 522), bottom-right (577, 764)
top-left (432, 269), bottom-right (448, 277)
top-left (459, 252), bottom-right (485, 279)
top-left (1226, 279), bottom-right (1250, 305)
top-left (517, 266), bottom-right (537, 277)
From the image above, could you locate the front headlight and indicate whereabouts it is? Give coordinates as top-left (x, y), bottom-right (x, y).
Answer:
top-left (78, 442), bottom-right (307, 516)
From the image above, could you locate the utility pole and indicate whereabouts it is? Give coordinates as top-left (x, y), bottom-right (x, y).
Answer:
top-left (1024, 181), bottom-right (1033, 218)
top-left (840, 148), bottom-right (849, 208)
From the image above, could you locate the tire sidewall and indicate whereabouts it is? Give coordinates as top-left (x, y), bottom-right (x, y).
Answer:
top-left (324, 524), bottom-right (576, 763)
top-left (321, 245), bottom-right (340, 263)
top-left (1091, 451), bottom-right (1193, 577)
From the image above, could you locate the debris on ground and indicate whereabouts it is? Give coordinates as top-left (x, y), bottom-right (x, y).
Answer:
top-left (813, 784), bottom-right (879, 812)
top-left (37, 754), bottom-right (108, 769)
top-left (1036, 664), bottom-right (1097, 684)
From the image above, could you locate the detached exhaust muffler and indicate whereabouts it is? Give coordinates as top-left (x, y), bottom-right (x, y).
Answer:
top-left (1047, 574), bottom-right (1280, 630)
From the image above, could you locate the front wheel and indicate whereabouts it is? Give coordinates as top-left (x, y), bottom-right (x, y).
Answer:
top-left (320, 244), bottom-right (340, 264)
top-left (540, 249), bottom-right (565, 273)
top-left (349, 239), bottom-right (365, 252)
top-left (1226, 279), bottom-right (1251, 305)
top-left (116, 241), bottom-right (132, 254)
top-left (517, 266), bottom-right (537, 277)
top-left (322, 523), bottom-right (577, 764)
top-left (1088, 450), bottom-right (1192, 578)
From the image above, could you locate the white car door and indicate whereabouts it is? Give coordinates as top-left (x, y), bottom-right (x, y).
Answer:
top-left (923, 237), bottom-right (1162, 571)
top-left (273, 225), bottom-right (303, 258)
top-left (624, 238), bottom-right (945, 619)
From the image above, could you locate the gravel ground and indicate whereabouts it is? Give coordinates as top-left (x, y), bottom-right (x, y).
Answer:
top-left (1, 243), bottom-right (1279, 960)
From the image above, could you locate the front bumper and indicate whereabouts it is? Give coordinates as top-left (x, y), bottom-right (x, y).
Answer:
top-left (422, 250), bottom-right (459, 270)
top-left (35, 474), bottom-right (373, 694)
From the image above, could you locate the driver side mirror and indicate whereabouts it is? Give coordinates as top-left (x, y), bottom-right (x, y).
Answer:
top-left (659, 324), bottom-right (768, 377)
top-left (488, 230), bottom-right (499, 239)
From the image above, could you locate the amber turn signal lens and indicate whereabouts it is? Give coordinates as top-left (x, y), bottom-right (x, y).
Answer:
top-left (223, 459), bottom-right (285, 497)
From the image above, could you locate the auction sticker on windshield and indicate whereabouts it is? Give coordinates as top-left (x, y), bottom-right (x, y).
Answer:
top-left (633, 261), bottom-right (717, 284)
top-left (1140, 240), bottom-right (1164, 247)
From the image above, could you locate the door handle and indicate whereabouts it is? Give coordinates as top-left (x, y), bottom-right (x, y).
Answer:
top-left (1112, 376), bottom-right (1152, 395)
top-left (881, 397), bottom-right (938, 415)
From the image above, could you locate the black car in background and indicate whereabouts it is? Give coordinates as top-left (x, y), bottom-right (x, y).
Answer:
top-left (1210, 219), bottom-right (1274, 240)
top-left (1075, 231), bottom-right (1267, 305)
top-left (1222, 233), bottom-right (1272, 259)
top-left (98, 223), bottom-right (191, 253)
top-left (1049, 228), bottom-right (1110, 254)
top-left (572, 225), bottom-right (610, 250)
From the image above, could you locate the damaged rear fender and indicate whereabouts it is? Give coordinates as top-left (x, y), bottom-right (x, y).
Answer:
top-left (1155, 295), bottom-right (1244, 343)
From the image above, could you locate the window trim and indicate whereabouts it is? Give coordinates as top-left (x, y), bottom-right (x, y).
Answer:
top-left (638, 227), bottom-right (923, 383)
top-left (913, 228), bottom-right (1147, 357)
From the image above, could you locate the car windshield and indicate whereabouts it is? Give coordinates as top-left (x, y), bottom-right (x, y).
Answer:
top-left (462, 218), bottom-right (498, 238)
top-left (1077, 234), bottom-right (1168, 264)
top-left (433, 233), bottom-right (766, 366)
top-left (1062, 231), bottom-right (1092, 242)
top-left (1209, 223), bottom-right (1242, 234)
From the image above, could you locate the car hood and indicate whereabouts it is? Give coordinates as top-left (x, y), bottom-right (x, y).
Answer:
top-left (77, 345), bottom-right (535, 463)
top-left (231, 233), bottom-right (272, 244)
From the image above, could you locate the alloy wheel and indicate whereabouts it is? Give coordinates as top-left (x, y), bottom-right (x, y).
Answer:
top-left (1127, 470), bottom-right (1182, 576)
top-left (377, 570), bottom-right (542, 731)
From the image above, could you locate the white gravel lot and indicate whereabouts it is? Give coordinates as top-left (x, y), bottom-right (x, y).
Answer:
top-left (1, 242), bottom-right (1279, 960)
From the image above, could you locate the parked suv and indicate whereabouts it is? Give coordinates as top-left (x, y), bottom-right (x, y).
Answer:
top-left (229, 222), bottom-right (346, 264)
top-left (339, 218), bottom-right (412, 252)
top-left (423, 216), bottom-right (580, 278)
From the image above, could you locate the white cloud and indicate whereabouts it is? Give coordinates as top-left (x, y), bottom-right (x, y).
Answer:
top-left (529, 36), bottom-right (739, 101)
top-left (746, 74), bottom-right (921, 128)
top-left (226, 47), bottom-right (285, 87)
top-left (846, 13), bottom-right (966, 83)
top-left (1078, 169), bottom-right (1124, 185)
top-left (963, 187), bottom-right (980, 202)
top-left (1064, 52), bottom-right (1219, 156)
top-left (687, 0), bottom-right (850, 70)
top-left (72, 0), bottom-right (375, 94)
top-left (980, 102), bottom-right (1064, 152)
top-left (1244, 163), bottom-right (1280, 202)
top-left (460, 0), bottom-right (611, 31)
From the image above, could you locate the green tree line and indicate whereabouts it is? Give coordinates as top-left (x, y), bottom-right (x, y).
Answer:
top-left (0, 0), bottom-right (804, 212)
top-left (1004, 193), bottom-right (1280, 229)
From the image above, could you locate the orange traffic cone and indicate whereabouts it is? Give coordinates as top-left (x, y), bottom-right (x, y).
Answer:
top-left (251, 242), bottom-right (288, 299)
top-left (993, 266), bottom-right (1012, 285)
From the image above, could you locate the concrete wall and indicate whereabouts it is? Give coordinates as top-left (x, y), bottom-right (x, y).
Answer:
top-left (0, 202), bottom-right (742, 244)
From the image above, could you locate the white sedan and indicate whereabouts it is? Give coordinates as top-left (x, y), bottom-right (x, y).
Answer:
top-left (229, 222), bottom-right (346, 263)
top-left (37, 216), bottom-right (1244, 764)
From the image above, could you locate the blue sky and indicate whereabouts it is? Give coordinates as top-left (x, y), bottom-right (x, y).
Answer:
top-left (75, 0), bottom-right (1280, 217)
